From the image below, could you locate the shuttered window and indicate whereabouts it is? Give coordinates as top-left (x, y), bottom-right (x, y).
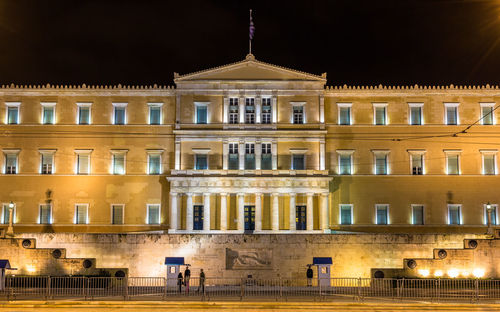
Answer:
top-left (78, 106), bottom-right (90, 124)
top-left (42, 106), bottom-right (55, 124)
top-left (410, 106), bottom-right (422, 125)
top-left (338, 106), bottom-right (351, 125)
top-left (228, 143), bottom-right (239, 170)
top-left (375, 154), bottom-right (388, 175)
top-left (7, 106), bottom-right (19, 124)
top-left (112, 205), bottom-right (124, 225)
top-left (77, 154), bottom-right (90, 174)
top-left (339, 154), bottom-right (352, 175)
top-left (148, 204), bottom-right (160, 225)
top-left (340, 205), bottom-right (352, 225)
top-left (448, 205), bottom-right (461, 225)
top-left (148, 154), bottom-right (161, 174)
top-left (39, 204), bottom-right (52, 224)
top-left (75, 204), bottom-right (88, 224)
top-left (483, 154), bottom-right (496, 175)
top-left (149, 106), bottom-right (161, 125)
top-left (5, 153), bottom-right (18, 174)
top-left (482, 106), bottom-right (494, 125)
top-left (376, 205), bottom-right (388, 225)
top-left (412, 205), bottom-right (424, 225)
top-left (112, 153), bottom-right (125, 175)
top-left (447, 155), bottom-right (459, 175)
top-left (446, 106), bottom-right (458, 125)
top-left (374, 106), bottom-right (386, 125)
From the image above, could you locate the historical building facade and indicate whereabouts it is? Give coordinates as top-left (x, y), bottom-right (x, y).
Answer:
top-left (0, 54), bottom-right (499, 234)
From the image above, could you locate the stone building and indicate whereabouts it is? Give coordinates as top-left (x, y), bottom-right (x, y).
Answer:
top-left (0, 54), bottom-right (499, 235)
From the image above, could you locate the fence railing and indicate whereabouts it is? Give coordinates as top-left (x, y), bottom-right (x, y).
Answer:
top-left (1, 276), bottom-right (499, 302)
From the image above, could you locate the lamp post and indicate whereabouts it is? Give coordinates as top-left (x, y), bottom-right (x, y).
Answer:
top-left (6, 201), bottom-right (14, 236)
top-left (486, 202), bottom-right (494, 236)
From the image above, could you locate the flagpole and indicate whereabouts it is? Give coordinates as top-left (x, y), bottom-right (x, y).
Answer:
top-left (249, 9), bottom-right (252, 55)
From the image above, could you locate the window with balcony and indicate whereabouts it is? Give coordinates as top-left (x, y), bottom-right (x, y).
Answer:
top-left (228, 143), bottom-right (239, 170)
top-left (338, 103), bottom-right (352, 125)
top-left (481, 103), bottom-right (495, 125)
top-left (149, 103), bottom-right (162, 125)
top-left (113, 103), bottom-right (127, 125)
top-left (445, 103), bottom-right (459, 125)
top-left (448, 204), bottom-right (461, 225)
top-left (408, 103), bottom-right (423, 125)
top-left (42, 103), bottom-right (55, 124)
top-left (39, 204), bottom-right (52, 224)
top-left (245, 98), bottom-right (255, 124)
top-left (229, 98), bottom-right (239, 124)
top-left (376, 204), bottom-right (389, 225)
top-left (292, 105), bottom-right (304, 124)
top-left (77, 103), bottom-right (91, 125)
top-left (111, 204), bottom-right (124, 225)
top-left (261, 143), bottom-right (272, 170)
top-left (245, 143), bottom-right (255, 169)
top-left (40, 151), bottom-right (55, 175)
top-left (147, 204), bottom-right (160, 225)
top-left (340, 204), bottom-right (353, 225)
top-left (262, 98), bottom-right (271, 124)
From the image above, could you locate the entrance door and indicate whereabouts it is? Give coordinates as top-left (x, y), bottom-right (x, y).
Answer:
top-left (296, 205), bottom-right (307, 230)
top-left (244, 206), bottom-right (255, 232)
top-left (193, 205), bottom-right (204, 230)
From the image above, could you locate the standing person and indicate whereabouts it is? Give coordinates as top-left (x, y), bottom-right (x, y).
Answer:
top-left (306, 265), bottom-right (313, 287)
top-left (198, 269), bottom-right (205, 294)
top-left (177, 271), bottom-right (183, 293)
top-left (184, 266), bottom-right (191, 294)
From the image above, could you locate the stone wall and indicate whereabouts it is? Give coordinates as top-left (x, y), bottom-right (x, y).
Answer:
top-left (0, 233), bottom-right (491, 279)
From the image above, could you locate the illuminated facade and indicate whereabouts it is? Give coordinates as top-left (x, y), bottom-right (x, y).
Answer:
top-left (0, 54), bottom-right (499, 234)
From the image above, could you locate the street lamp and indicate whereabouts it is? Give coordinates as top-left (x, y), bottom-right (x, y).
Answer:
top-left (486, 202), bottom-right (494, 236)
top-left (6, 201), bottom-right (14, 236)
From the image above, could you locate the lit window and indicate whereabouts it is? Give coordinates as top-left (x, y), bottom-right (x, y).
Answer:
top-left (412, 205), bottom-right (424, 225)
top-left (338, 103), bottom-right (352, 125)
top-left (337, 150), bottom-right (353, 175)
top-left (75, 150), bottom-right (91, 175)
top-left (229, 98), bottom-right (239, 124)
top-left (484, 204), bottom-right (498, 225)
top-left (292, 104), bottom-right (304, 124)
top-left (195, 103), bottom-right (208, 124)
top-left (148, 153), bottom-right (162, 175)
top-left (195, 154), bottom-right (208, 170)
top-left (40, 150), bottom-right (55, 175)
top-left (41, 103), bottom-right (55, 124)
top-left (2, 203), bottom-right (15, 224)
top-left (4, 151), bottom-right (19, 174)
top-left (444, 150), bottom-right (460, 175)
top-left (448, 204), bottom-right (461, 225)
top-left (193, 205), bottom-right (204, 230)
top-left (39, 204), bottom-right (52, 224)
top-left (75, 204), bottom-right (88, 224)
top-left (245, 143), bottom-right (255, 169)
top-left (292, 154), bottom-right (305, 170)
top-left (261, 98), bottom-right (272, 124)
top-left (228, 143), bottom-right (239, 170)
top-left (147, 204), bottom-right (160, 225)
top-left (373, 151), bottom-right (389, 175)
top-left (408, 150), bottom-right (425, 175)
top-left (373, 103), bottom-right (387, 125)
top-left (113, 103), bottom-right (127, 125)
top-left (408, 103), bottom-right (423, 125)
top-left (481, 151), bottom-right (497, 175)
top-left (111, 204), bottom-right (124, 225)
top-left (148, 103), bottom-right (162, 125)
top-left (6, 102), bottom-right (20, 124)
top-left (376, 204), bottom-right (389, 225)
top-left (481, 103), bottom-right (495, 125)
top-left (261, 143), bottom-right (272, 170)
top-left (112, 152), bottom-right (126, 175)
top-left (77, 103), bottom-right (91, 125)
top-left (444, 103), bottom-right (459, 125)
top-left (245, 98), bottom-right (255, 124)
top-left (340, 204), bottom-right (353, 225)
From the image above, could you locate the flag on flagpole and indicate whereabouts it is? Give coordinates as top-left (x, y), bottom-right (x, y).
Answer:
top-left (249, 9), bottom-right (255, 40)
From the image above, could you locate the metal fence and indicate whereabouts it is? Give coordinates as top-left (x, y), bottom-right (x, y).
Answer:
top-left (1, 276), bottom-right (500, 302)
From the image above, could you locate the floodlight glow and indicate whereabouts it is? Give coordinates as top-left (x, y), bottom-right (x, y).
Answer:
top-left (473, 268), bottom-right (485, 278)
top-left (418, 269), bottom-right (429, 277)
top-left (447, 269), bottom-right (459, 278)
top-left (434, 270), bottom-right (443, 277)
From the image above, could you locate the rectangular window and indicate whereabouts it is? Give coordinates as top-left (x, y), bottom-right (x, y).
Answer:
top-left (112, 153), bottom-right (125, 175)
top-left (148, 154), bottom-right (161, 174)
top-left (446, 154), bottom-right (460, 175)
top-left (261, 143), bottom-right (272, 170)
top-left (41, 153), bottom-right (54, 175)
top-left (338, 104), bottom-right (351, 125)
top-left (113, 105), bottom-right (126, 125)
top-left (293, 105), bottom-right (304, 124)
top-left (483, 153), bottom-right (496, 175)
top-left (245, 98), bottom-right (255, 124)
top-left (149, 105), bottom-right (162, 125)
top-left (374, 105), bottom-right (387, 125)
top-left (409, 104), bottom-right (422, 125)
top-left (448, 205), bottom-right (461, 225)
top-left (374, 153), bottom-right (388, 175)
top-left (75, 204), bottom-right (88, 224)
top-left (338, 153), bottom-right (352, 175)
top-left (147, 204), bottom-right (160, 225)
top-left (196, 104), bottom-right (207, 124)
top-left (42, 105), bottom-right (55, 124)
top-left (195, 154), bottom-right (208, 170)
top-left (481, 104), bottom-right (494, 125)
top-left (292, 154), bottom-right (305, 170)
top-left (229, 98), bottom-right (239, 124)
top-left (111, 204), bottom-right (124, 225)
top-left (39, 204), bottom-right (52, 224)
top-left (245, 143), bottom-right (255, 170)
top-left (262, 98), bottom-right (271, 124)
top-left (412, 205), bottom-right (424, 225)
top-left (485, 204), bottom-right (498, 225)
top-left (445, 104), bottom-right (459, 125)
top-left (340, 204), bottom-right (353, 225)
top-left (411, 154), bottom-right (423, 175)
top-left (376, 204), bottom-right (389, 225)
top-left (5, 153), bottom-right (18, 174)
top-left (193, 205), bottom-right (204, 230)
top-left (78, 105), bottom-right (91, 125)
top-left (2, 203), bottom-right (14, 224)
top-left (77, 154), bottom-right (90, 175)
top-left (7, 106), bottom-right (19, 124)
top-left (228, 143), bottom-right (239, 170)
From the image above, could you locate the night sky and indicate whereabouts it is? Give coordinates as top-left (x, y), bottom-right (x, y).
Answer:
top-left (1, 0), bottom-right (500, 86)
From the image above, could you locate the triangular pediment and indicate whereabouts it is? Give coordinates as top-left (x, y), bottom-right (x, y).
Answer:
top-left (174, 54), bottom-right (326, 83)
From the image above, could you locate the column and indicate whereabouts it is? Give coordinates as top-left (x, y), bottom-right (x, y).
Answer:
top-left (220, 193), bottom-right (227, 231)
top-left (222, 140), bottom-right (228, 170)
top-left (272, 140), bottom-right (278, 170)
top-left (289, 193), bottom-right (296, 231)
top-left (272, 96), bottom-right (277, 124)
top-left (175, 139), bottom-right (181, 170)
top-left (319, 140), bottom-right (326, 171)
top-left (239, 97), bottom-right (245, 124)
top-left (203, 193), bottom-right (211, 231)
top-left (237, 193), bottom-right (245, 231)
top-left (272, 193), bottom-right (279, 231)
top-left (239, 140), bottom-right (245, 170)
top-left (255, 139), bottom-right (262, 170)
top-left (186, 193), bottom-right (193, 231)
top-left (255, 193), bottom-right (262, 231)
top-left (255, 96), bottom-right (262, 123)
top-left (306, 193), bottom-right (314, 231)
top-left (223, 97), bottom-right (229, 124)
top-left (320, 193), bottom-right (329, 232)
top-left (170, 192), bottom-right (178, 231)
